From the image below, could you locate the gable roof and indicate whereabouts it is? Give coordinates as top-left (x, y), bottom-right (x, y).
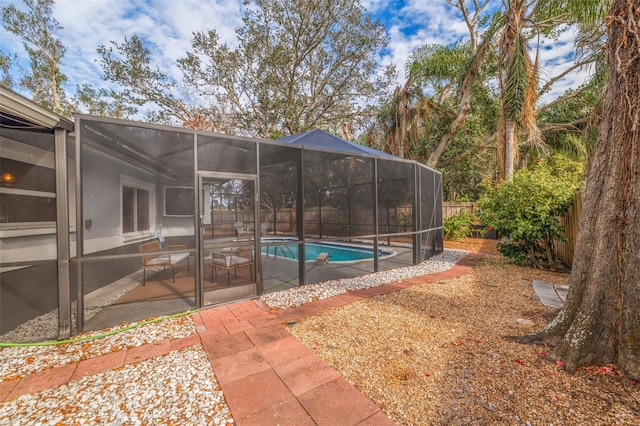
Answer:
top-left (276, 129), bottom-right (397, 159)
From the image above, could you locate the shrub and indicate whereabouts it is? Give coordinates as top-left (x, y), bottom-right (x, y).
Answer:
top-left (443, 209), bottom-right (476, 241)
top-left (478, 157), bottom-right (583, 270)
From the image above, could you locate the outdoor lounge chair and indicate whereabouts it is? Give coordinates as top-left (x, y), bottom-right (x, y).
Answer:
top-left (211, 247), bottom-right (253, 285)
top-left (139, 241), bottom-right (190, 285)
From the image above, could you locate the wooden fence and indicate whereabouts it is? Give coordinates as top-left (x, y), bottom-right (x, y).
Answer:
top-left (554, 192), bottom-right (583, 268)
top-left (442, 202), bottom-right (477, 219)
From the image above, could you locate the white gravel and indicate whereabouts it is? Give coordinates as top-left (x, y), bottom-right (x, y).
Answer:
top-left (259, 249), bottom-right (468, 309)
top-left (0, 345), bottom-right (232, 426)
top-left (0, 316), bottom-right (195, 380)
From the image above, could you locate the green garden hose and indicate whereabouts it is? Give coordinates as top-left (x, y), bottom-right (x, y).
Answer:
top-left (0, 308), bottom-right (201, 348)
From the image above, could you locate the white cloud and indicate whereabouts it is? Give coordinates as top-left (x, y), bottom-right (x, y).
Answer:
top-left (3, 0), bottom-right (589, 108)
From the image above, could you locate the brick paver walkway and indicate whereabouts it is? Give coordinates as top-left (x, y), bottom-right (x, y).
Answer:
top-left (1, 253), bottom-right (483, 425)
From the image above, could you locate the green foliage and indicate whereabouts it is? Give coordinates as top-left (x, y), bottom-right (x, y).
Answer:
top-left (1, 0), bottom-right (72, 115)
top-left (478, 156), bottom-right (583, 269)
top-left (178, 0), bottom-right (394, 138)
top-left (443, 209), bottom-right (476, 241)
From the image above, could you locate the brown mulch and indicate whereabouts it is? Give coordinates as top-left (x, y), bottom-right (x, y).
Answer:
top-left (444, 236), bottom-right (502, 255)
top-left (288, 239), bottom-right (639, 425)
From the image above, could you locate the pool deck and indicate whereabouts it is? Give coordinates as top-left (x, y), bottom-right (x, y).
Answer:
top-left (2, 253), bottom-right (484, 425)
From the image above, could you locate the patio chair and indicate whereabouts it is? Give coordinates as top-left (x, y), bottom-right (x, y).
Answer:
top-left (260, 221), bottom-right (270, 235)
top-left (139, 241), bottom-right (190, 285)
top-left (233, 221), bottom-right (248, 238)
top-left (211, 247), bottom-right (253, 285)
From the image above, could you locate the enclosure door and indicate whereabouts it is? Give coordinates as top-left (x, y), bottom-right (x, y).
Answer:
top-left (199, 173), bottom-right (259, 306)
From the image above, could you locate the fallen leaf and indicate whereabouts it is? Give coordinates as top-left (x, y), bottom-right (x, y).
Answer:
top-left (515, 359), bottom-right (525, 365)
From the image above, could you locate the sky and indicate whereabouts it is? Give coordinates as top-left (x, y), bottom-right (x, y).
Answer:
top-left (0, 0), bottom-right (590, 108)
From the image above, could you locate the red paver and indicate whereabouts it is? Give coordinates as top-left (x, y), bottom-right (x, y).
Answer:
top-left (236, 398), bottom-right (316, 426)
top-left (224, 319), bottom-right (254, 334)
top-left (200, 331), bottom-right (255, 360)
top-left (8, 363), bottom-right (76, 400)
top-left (221, 369), bottom-right (294, 420)
top-left (316, 295), bottom-right (351, 310)
top-left (191, 311), bottom-right (205, 329)
top-left (211, 348), bottom-right (271, 385)
top-left (72, 350), bottom-right (126, 380)
top-left (390, 280), bottom-right (416, 289)
top-left (211, 305), bottom-right (238, 326)
top-left (0, 379), bottom-right (19, 402)
top-left (124, 339), bottom-right (170, 365)
top-left (257, 335), bottom-right (315, 368)
top-left (244, 323), bottom-right (291, 347)
top-left (292, 301), bottom-right (329, 319)
top-left (170, 333), bottom-right (201, 352)
top-left (228, 300), bottom-right (269, 322)
top-left (352, 286), bottom-right (395, 298)
top-left (274, 353), bottom-right (341, 396)
top-left (198, 308), bottom-right (230, 335)
top-left (298, 377), bottom-right (380, 426)
top-left (356, 411), bottom-right (397, 425)
top-left (337, 292), bottom-right (366, 303)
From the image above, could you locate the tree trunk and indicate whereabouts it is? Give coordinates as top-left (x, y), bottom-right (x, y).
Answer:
top-left (425, 88), bottom-right (471, 168)
top-left (521, 0), bottom-right (640, 380)
top-left (504, 119), bottom-right (516, 180)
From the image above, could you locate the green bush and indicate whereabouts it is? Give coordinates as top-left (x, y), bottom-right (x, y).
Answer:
top-left (443, 209), bottom-right (476, 241)
top-left (478, 157), bottom-right (583, 270)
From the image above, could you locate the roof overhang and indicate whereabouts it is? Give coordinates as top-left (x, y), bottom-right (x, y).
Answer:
top-left (0, 86), bottom-right (74, 132)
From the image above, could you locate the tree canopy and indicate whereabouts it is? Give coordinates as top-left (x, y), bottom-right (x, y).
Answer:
top-left (178, 0), bottom-right (394, 138)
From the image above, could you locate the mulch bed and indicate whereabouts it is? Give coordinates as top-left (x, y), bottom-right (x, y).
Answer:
top-left (288, 239), bottom-right (639, 425)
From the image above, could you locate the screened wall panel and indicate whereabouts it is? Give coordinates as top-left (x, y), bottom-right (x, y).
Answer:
top-left (259, 143), bottom-right (300, 238)
top-left (0, 129), bottom-right (59, 341)
top-left (5, 103), bottom-right (444, 341)
top-left (377, 159), bottom-right (414, 236)
top-left (198, 135), bottom-right (257, 174)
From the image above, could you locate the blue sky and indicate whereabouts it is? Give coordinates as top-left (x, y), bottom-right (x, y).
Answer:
top-left (1, 0), bottom-right (589, 106)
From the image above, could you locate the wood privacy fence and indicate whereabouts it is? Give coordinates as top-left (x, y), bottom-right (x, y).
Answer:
top-left (554, 192), bottom-right (583, 268)
top-left (442, 202), bottom-right (477, 219)
top-left (443, 195), bottom-right (583, 268)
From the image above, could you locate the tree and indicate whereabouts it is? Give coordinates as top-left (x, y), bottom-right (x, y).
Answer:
top-left (1, 0), bottom-right (71, 115)
top-left (370, 0), bottom-right (494, 166)
top-left (178, 0), bottom-right (394, 138)
top-left (93, 35), bottom-right (218, 130)
top-left (0, 51), bottom-right (13, 87)
top-left (521, 0), bottom-right (639, 380)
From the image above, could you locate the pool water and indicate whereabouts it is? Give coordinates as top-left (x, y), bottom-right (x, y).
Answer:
top-left (261, 241), bottom-right (394, 263)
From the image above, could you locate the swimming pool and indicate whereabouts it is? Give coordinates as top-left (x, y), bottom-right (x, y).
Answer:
top-left (261, 239), bottom-right (395, 263)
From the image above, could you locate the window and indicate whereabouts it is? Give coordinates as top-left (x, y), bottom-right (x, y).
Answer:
top-left (122, 186), bottom-right (150, 233)
top-left (0, 156), bottom-right (56, 224)
top-left (164, 186), bottom-right (194, 216)
top-left (120, 175), bottom-right (155, 237)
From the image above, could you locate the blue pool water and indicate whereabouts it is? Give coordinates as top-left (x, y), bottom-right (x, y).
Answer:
top-left (261, 240), bottom-right (394, 263)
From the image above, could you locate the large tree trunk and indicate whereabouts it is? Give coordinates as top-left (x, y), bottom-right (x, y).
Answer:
top-left (521, 0), bottom-right (640, 380)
